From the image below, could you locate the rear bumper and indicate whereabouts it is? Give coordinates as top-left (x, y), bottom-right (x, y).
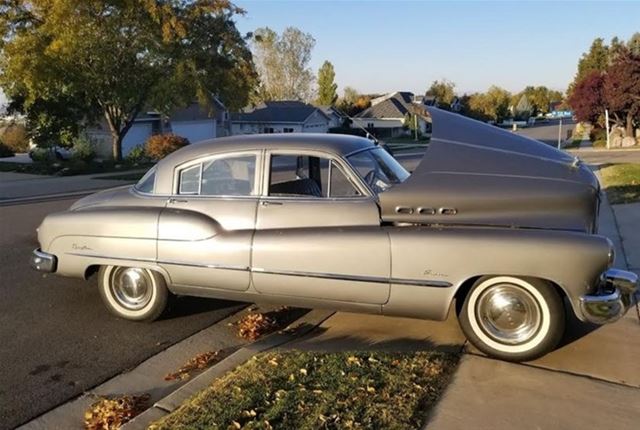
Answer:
top-left (580, 269), bottom-right (639, 324)
top-left (30, 248), bottom-right (57, 273)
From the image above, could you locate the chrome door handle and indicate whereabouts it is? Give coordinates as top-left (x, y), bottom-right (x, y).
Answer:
top-left (168, 198), bottom-right (188, 204)
top-left (261, 201), bottom-right (283, 207)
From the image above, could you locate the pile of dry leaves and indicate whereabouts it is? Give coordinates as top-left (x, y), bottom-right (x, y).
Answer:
top-left (236, 307), bottom-right (299, 341)
top-left (164, 349), bottom-right (232, 381)
top-left (84, 393), bottom-right (149, 430)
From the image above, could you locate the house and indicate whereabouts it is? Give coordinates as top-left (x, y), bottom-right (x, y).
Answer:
top-left (230, 101), bottom-right (331, 135)
top-left (87, 98), bottom-right (228, 157)
top-left (351, 91), bottom-right (432, 138)
top-left (317, 105), bottom-right (349, 129)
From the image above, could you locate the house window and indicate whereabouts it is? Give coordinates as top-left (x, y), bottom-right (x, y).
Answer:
top-left (263, 127), bottom-right (275, 134)
top-left (367, 123), bottom-right (374, 129)
top-left (283, 128), bottom-right (294, 133)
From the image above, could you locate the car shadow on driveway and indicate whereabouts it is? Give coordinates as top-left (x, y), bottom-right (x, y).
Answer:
top-left (160, 297), bottom-right (244, 320)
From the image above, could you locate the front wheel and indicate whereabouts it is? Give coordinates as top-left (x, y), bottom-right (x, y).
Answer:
top-left (98, 266), bottom-right (169, 322)
top-left (458, 276), bottom-right (565, 362)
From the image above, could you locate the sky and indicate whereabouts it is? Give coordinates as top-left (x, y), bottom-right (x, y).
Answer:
top-left (1, 0), bottom-right (639, 109)
top-left (233, 0), bottom-right (640, 96)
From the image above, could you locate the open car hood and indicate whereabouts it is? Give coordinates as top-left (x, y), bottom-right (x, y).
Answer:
top-left (379, 108), bottom-right (600, 232)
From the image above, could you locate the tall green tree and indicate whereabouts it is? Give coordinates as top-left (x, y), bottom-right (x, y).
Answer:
top-left (425, 79), bottom-right (456, 108)
top-left (0, 0), bottom-right (257, 160)
top-left (252, 26), bottom-right (316, 102)
top-left (568, 38), bottom-right (610, 97)
top-left (316, 61), bottom-right (338, 106)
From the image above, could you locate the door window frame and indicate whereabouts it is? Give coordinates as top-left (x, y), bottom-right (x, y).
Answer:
top-left (172, 150), bottom-right (264, 199)
top-left (260, 149), bottom-right (373, 201)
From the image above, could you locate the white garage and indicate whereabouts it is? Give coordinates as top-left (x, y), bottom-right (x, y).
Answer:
top-left (171, 120), bottom-right (217, 144)
top-left (122, 122), bottom-right (153, 156)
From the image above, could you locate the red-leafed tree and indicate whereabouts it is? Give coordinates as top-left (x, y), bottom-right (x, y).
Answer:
top-left (603, 48), bottom-right (640, 137)
top-left (567, 71), bottom-right (606, 125)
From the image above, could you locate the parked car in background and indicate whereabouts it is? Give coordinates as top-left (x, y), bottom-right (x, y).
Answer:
top-left (31, 108), bottom-right (638, 362)
top-left (28, 145), bottom-right (72, 161)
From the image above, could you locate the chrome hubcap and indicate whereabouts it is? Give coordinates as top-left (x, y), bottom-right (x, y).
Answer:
top-left (110, 267), bottom-right (153, 310)
top-left (476, 284), bottom-right (542, 344)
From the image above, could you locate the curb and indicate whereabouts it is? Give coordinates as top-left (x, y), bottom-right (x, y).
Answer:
top-left (123, 309), bottom-right (335, 429)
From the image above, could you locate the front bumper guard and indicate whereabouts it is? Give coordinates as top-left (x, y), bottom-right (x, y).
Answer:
top-left (580, 269), bottom-right (639, 324)
top-left (30, 248), bottom-right (57, 273)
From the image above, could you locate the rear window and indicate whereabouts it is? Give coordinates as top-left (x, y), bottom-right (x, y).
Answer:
top-left (135, 167), bottom-right (156, 193)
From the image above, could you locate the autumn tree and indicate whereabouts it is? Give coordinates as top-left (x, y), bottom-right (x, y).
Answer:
top-left (425, 79), bottom-right (456, 108)
top-left (464, 86), bottom-right (511, 123)
top-left (603, 48), bottom-right (640, 137)
top-left (252, 27), bottom-right (316, 102)
top-left (0, 0), bottom-right (257, 160)
top-left (316, 61), bottom-right (338, 106)
top-left (567, 71), bottom-right (605, 125)
top-left (336, 87), bottom-right (371, 117)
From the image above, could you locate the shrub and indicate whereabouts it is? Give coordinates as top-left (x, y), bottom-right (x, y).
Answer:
top-left (145, 134), bottom-right (189, 160)
top-left (0, 141), bottom-right (15, 158)
top-left (71, 135), bottom-right (96, 162)
top-left (126, 145), bottom-right (150, 164)
top-left (0, 123), bottom-right (29, 153)
top-left (589, 127), bottom-right (607, 143)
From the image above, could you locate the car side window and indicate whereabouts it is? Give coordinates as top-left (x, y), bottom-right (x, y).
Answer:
top-left (268, 154), bottom-right (361, 198)
top-left (201, 155), bottom-right (256, 196)
top-left (330, 161), bottom-right (361, 197)
top-left (179, 164), bottom-right (201, 195)
top-left (178, 154), bottom-right (257, 196)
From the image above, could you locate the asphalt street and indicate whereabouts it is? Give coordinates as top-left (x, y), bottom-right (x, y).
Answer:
top-left (515, 118), bottom-right (576, 147)
top-left (0, 197), bottom-right (244, 429)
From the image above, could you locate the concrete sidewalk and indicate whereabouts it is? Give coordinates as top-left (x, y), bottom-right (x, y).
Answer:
top-left (0, 170), bottom-right (144, 201)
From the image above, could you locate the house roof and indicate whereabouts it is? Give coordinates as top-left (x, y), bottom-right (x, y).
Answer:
top-left (231, 101), bottom-right (328, 124)
top-left (355, 92), bottom-right (416, 119)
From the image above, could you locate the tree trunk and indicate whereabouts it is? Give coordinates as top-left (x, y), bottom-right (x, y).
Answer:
top-left (111, 132), bottom-right (123, 161)
top-left (626, 113), bottom-right (634, 138)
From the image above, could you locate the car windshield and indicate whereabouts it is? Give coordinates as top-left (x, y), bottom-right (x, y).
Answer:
top-left (134, 167), bottom-right (156, 193)
top-left (346, 147), bottom-right (409, 194)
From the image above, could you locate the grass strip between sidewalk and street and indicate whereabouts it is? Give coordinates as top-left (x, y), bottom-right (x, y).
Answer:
top-left (148, 350), bottom-right (460, 430)
top-left (599, 163), bottom-right (640, 204)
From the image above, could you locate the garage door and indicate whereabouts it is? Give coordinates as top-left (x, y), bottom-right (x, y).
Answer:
top-left (122, 123), bottom-right (153, 156)
top-left (171, 120), bottom-right (217, 144)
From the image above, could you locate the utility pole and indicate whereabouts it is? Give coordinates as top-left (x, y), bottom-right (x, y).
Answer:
top-left (557, 118), bottom-right (563, 149)
top-left (605, 108), bottom-right (610, 150)
top-left (414, 114), bottom-right (418, 141)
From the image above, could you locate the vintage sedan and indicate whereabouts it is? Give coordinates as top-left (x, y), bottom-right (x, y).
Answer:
top-left (31, 108), bottom-right (638, 361)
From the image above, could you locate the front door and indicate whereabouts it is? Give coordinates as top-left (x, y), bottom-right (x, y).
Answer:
top-left (158, 151), bottom-right (260, 291)
top-left (251, 151), bottom-right (391, 304)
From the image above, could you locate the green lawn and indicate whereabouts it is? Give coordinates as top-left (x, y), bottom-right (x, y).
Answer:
top-left (0, 159), bottom-right (153, 176)
top-left (149, 350), bottom-right (460, 430)
top-left (599, 163), bottom-right (640, 204)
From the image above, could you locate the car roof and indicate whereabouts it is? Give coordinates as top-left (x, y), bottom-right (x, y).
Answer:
top-left (153, 133), bottom-right (376, 194)
top-left (162, 133), bottom-right (374, 164)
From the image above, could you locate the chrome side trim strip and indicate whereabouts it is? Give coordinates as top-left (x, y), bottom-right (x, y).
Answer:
top-left (159, 260), bottom-right (249, 272)
top-left (252, 267), bottom-right (451, 288)
top-left (65, 252), bottom-right (451, 288)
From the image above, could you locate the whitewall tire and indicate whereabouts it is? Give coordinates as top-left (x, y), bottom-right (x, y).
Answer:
top-left (98, 266), bottom-right (169, 322)
top-left (458, 276), bottom-right (565, 361)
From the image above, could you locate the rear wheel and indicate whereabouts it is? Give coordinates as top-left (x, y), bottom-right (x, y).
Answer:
top-left (98, 265), bottom-right (168, 322)
top-left (458, 276), bottom-right (565, 361)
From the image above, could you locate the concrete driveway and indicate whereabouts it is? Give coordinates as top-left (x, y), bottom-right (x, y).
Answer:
top-left (284, 193), bottom-right (640, 429)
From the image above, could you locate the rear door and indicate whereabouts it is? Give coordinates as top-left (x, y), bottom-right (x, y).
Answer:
top-left (251, 150), bottom-right (391, 304)
top-left (157, 151), bottom-right (261, 291)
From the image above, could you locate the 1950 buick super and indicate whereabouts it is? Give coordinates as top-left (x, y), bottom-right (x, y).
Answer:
top-left (31, 107), bottom-right (639, 361)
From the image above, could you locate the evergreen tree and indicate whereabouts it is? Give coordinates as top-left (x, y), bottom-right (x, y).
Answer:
top-left (316, 61), bottom-right (338, 106)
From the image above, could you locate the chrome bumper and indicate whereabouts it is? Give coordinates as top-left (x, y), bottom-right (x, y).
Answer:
top-left (580, 269), bottom-right (639, 324)
top-left (30, 248), bottom-right (57, 273)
